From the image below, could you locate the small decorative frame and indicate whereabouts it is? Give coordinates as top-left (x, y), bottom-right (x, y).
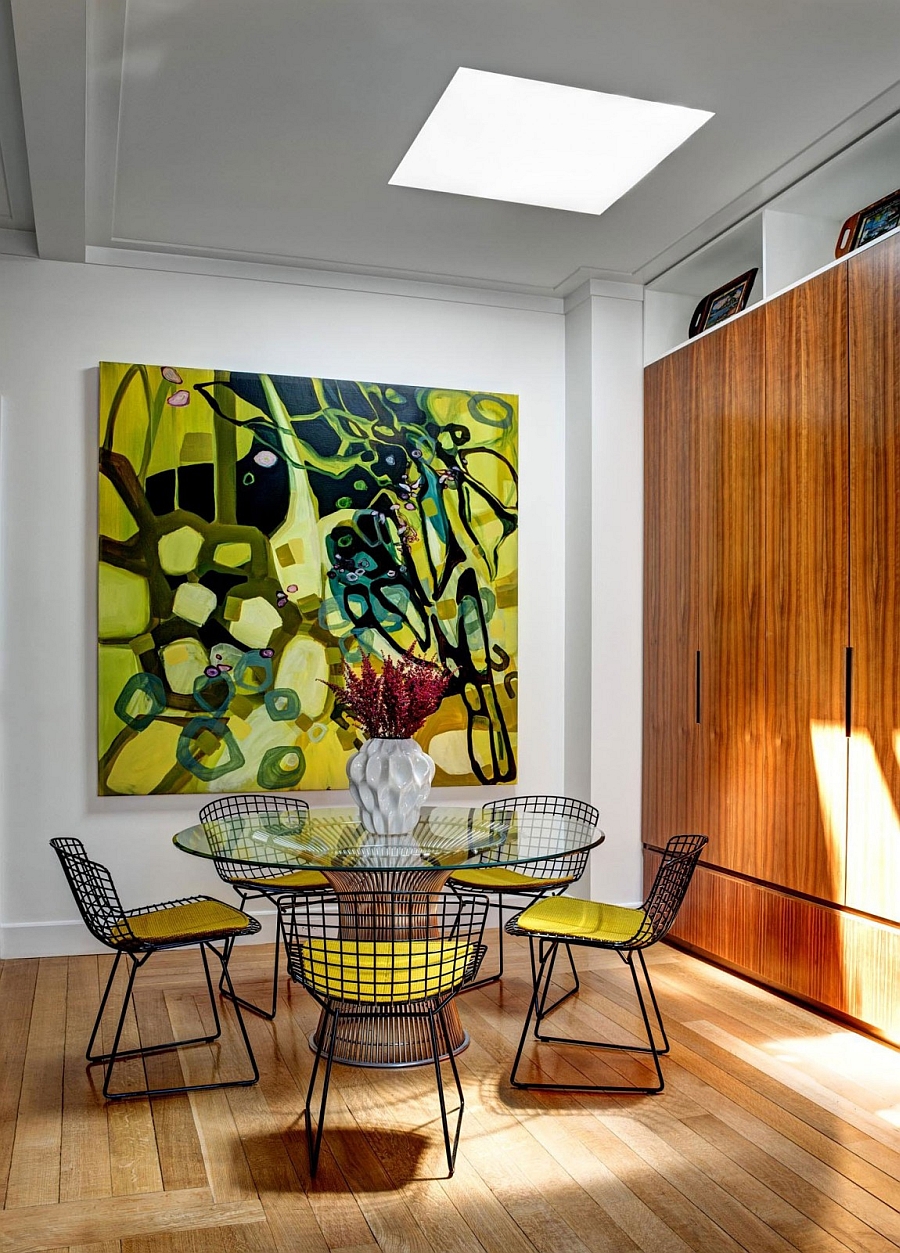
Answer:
top-left (835, 187), bottom-right (900, 258)
top-left (688, 268), bottom-right (758, 338)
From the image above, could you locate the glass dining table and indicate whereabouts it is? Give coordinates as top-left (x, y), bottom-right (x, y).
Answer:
top-left (174, 803), bottom-right (604, 1068)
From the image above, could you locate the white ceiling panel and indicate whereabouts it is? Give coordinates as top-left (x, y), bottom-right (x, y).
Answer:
top-left (36, 0), bottom-right (900, 292)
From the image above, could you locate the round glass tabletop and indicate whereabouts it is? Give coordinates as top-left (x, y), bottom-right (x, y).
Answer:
top-left (173, 804), bottom-right (604, 873)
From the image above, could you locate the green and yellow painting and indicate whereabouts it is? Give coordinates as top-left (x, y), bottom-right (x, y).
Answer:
top-left (98, 363), bottom-right (518, 795)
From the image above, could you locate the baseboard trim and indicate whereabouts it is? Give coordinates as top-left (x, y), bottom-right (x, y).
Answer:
top-left (664, 937), bottom-right (900, 1053)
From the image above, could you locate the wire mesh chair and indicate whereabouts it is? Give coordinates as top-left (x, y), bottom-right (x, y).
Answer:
top-left (506, 833), bottom-right (707, 1094)
top-left (278, 889), bottom-right (488, 1177)
top-left (50, 837), bottom-right (259, 1100)
top-left (198, 795), bottom-right (332, 1019)
top-left (447, 795), bottom-right (600, 992)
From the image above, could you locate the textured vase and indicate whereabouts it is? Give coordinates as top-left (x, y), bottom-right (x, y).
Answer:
top-left (347, 738), bottom-right (435, 835)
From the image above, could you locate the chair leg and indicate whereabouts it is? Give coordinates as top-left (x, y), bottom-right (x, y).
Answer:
top-left (534, 939), bottom-right (580, 1024)
top-left (427, 1007), bottom-right (465, 1176)
top-left (99, 953), bottom-right (145, 1097)
top-left (510, 942), bottom-right (666, 1094)
top-left (89, 948), bottom-right (222, 1067)
top-left (635, 948), bottom-right (670, 1056)
top-left (625, 952), bottom-right (667, 1089)
top-left (91, 943), bottom-right (259, 1100)
top-left (219, 892), bottom-right (282, 1020)
top-left (460, 893), bottom-right (505, 991)
top-left (510, 942), bottom-right (554, 1088)
top-left (305, 1007), bottom-right (340, 1178)
top-left (212, 944), bottom-right (261, 1087)
top-left (86, 950), bottom-right (125, 1062)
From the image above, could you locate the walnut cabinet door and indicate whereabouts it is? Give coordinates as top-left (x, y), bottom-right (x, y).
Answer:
top-left (762, 266), bottom-right (849, 903)
top-left (847, 232), bottom-right (900, 923)
top-left (643, 349), bottom-right (701, 849)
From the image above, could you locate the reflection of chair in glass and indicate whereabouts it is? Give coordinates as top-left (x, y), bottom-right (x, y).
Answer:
top-left (507, 833), bottom-right (708, 1094)
top-left (279, 890), bottom-right (488, 1177)
top-left (50, 837), bottom-right (259, 1099)
top-left (447, 795), bottom-right (599, 991)
top-left (199, 794), bottom-right (332, 1020)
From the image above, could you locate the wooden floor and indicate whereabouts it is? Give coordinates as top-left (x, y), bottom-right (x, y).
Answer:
top-left (4, 938), bottom-right (900, 1252)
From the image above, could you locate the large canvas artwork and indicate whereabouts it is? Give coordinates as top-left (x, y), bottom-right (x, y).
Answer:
top-left (98, 363), bottom-right (518, 795)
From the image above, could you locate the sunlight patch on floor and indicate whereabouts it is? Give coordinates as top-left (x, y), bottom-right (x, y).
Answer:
top-left (764, 1028), bottom-right (900, 1096)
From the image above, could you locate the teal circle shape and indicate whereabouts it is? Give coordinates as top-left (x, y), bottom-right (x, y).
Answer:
top-left (176, 717), bottom-right (245, 781)
top-left (467, 392), bottom-right (514, 430)
top-left (193, 671), bottom-right (234, 715)
top-left (264, 688), bottom-right (301, 721)
top-left (234, 650), bottom-right (273, 694)
top-left (257, 744), bottom-right (305, 789)
top-left (114, 673), bottom-right (166, 731)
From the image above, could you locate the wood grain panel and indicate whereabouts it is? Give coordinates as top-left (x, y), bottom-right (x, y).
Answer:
top-left (847, 231), bottom-right (900, 923)
top-left (0, 960), bottom-right (37, 1207)
top-left (645, 851), bottom-right (900, 1043)
top-left (0, 1190), bottom-right (263, 1253)
top-left (692, 310), bottom-right (767, 877)
top-left (764, 267), bottom-right (849, 901)
top-left (5, 958), bottom-right (67, 1208)
top-left (61, 957), bottom-right (111, 1203)
top-left (643, 351), bottom-right (700, 848)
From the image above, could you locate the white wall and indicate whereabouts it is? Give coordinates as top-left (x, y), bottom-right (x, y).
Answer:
top-left (0, 252), bottom-right (644, 956)
top-left (590, 286), bottom-right (644, 905)
top-left (563, 295), bottom-right (593, 809)
top-left (560, 281), bottom-right (645, 907)
top-left (561, 286), bottom-right (646, 912)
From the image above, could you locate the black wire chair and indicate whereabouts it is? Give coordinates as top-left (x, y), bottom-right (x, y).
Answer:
top-left (448, 795), bottom-right (600, 992)
top-left (278, 889), bottom-right (489, 1177)
top-left (198, 795), bottom-right (332, 1020)
top-left (506, 833), bottom-right (707, 1094)
top-left (50, 837), bottom-right (259, 1100)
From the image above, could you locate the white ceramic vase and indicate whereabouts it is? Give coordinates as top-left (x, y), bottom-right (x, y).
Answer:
top-left (347, 737), bottom-right (435, 835)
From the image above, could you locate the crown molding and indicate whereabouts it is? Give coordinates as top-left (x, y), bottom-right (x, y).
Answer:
top-left (84, 244), bottom-right (566, 314)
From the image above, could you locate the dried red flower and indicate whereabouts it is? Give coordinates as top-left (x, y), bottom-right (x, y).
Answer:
top-left (322, 648), bottom-right (449, 739)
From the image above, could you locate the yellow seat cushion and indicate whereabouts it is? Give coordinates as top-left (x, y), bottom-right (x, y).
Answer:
top-left (297, 938), bottom-right (474, 1004)
top-left (449, 866), bottom-right (572, 891)
top-left (515, 896), bottom-right (648, 945)
top-left (235, 870), bottom-right (328, 890)
top-left (115, 898), bottom-right (252, 945)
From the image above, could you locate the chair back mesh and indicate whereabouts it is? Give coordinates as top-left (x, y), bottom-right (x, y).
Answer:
top-left (50, 837), bottom-right (130, 950)
top-left (483, 794), bottom-right (599, 826)
top-left (638, 834), bottom-right (708, 946)
top-left (199, 794), bottom-right (310, 885)
top-left (479, 795), bottom-right (600, 884)
top-left (278, 890), bottom-right (489, 1005)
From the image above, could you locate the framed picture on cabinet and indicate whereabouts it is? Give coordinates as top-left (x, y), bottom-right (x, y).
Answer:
top-left (688, 268), bottom-right (758, 338)
top-left (835, 187), bottom-right (900, 258)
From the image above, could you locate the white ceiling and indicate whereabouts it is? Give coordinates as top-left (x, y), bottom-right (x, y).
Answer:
top-left (3, 0), bottom-right (900, 295)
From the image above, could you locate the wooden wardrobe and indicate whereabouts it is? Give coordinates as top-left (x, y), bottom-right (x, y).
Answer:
top-left (643, 229), bottom-right (900, 1041)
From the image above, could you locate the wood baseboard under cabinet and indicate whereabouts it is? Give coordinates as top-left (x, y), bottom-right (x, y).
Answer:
top-left (645, 849), bottom-right (900, 1045)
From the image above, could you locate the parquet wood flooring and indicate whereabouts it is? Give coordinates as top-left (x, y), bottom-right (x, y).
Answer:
top-left (4, 938), bottom-right (900, 1251)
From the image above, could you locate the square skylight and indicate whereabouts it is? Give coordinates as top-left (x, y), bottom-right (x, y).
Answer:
top-left (390, 68), bottom-right (713, 217)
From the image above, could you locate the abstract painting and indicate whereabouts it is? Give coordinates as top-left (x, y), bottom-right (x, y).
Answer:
top-left (98, 363), bottom-right (518, 795)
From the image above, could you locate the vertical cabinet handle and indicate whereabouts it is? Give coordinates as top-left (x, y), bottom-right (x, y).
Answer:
top-left (845, 646), bottom-right (853, 739)
top-left (695, 650), bottom-right (702, 724)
